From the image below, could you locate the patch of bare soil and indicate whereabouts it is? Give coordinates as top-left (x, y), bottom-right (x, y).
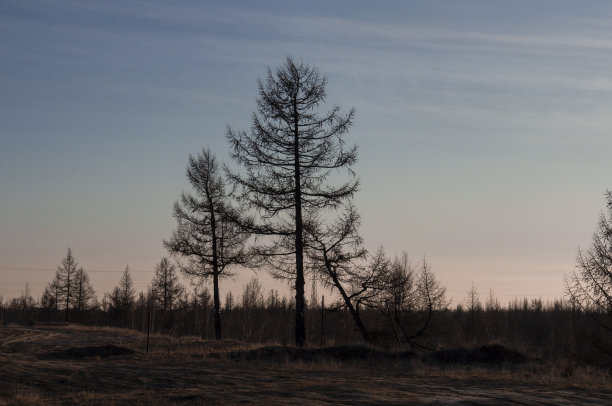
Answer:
top-left (0, 324), bottom-right (611, 405)
top-left (426, 344), bottom-right (527, 365)
top-left (40, 344), bottom-right (136, 360)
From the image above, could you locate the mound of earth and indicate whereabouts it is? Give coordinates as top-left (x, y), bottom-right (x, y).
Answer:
top-left (40, 344), bottom-right (136, 360)
top-left (427, 345), bottom-right (526, 365)
top-left (213, 345), bottom-right (415, 362)
top-left (318, 346), bottom-right (415, 361)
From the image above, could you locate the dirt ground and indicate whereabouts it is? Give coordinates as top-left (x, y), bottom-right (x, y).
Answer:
top-left (1, 324), bottom-right (610, 405)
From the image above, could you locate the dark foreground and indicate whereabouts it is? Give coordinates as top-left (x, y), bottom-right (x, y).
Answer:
top-left (0, 324), bottom-right (610, 405)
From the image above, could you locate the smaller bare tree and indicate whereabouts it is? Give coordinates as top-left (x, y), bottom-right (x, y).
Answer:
top-left (72, 267), bottom-right (96, 321)
top-left (41, 270), bottom-right (63, 318)
top-left (104, 287), bottom-right (123, 324)
top-left (485, 289), bottom-right (500, 312)
top-left (241, 277), bottom-right (265, 341)
top-left (165, 147), bottom-right (250, 340)
top-left (307, 206), bottom-right (384, 342)
top-left (465, 283), bottom-right (482, 312)
top-left (378, 253), bottom-right (447, 347)
top-left (410, 258), bottom-right (448, 341)
top-left (150, 258), bottom-right (184, 312)
top-left (57, 248), bottom-right (78, 322)
top-left (113, 266), bottom-right (136, 327)
top-left (465, 283), bottom-right (482, 342)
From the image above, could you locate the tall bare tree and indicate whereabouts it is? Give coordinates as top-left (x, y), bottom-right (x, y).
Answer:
top-left (566, 191), bottom-right (612, 358)
top-left (165, 147), bottom-right (249, 340)
top-left (227, 57), bottom-right (358, 347)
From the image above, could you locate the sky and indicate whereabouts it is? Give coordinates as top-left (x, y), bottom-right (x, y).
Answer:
top-left (2, 0), bottom-right (612, 306)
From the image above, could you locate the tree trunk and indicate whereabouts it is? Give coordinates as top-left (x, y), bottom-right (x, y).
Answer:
top-left (329, 270), bottom-right (370, 342)
top-left (293, 97), bottom-right (306, 348)
top-left (213, 271), bottom-right (221, 340)
top-left (206, 168), bottom-right (223, 341)
top-left (65, 275), bottom-right (70, 322)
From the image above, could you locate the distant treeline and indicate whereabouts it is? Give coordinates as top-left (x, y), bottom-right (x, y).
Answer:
top-left (1, 274), bottom-right (609, 366)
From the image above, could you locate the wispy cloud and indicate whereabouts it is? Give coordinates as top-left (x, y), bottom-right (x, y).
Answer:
top-left (2, 0), bottom-right (612, 300)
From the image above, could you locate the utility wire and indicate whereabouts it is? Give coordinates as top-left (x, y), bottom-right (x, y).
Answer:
top-left (0, 266), bottom-right (153, 273)
top-left (0, 232), bottom-right (161, 246)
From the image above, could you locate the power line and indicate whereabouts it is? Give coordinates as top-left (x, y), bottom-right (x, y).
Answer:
top-left (0, 232), bottom-right (161, 246)
top-left (0, 266), bottom-right (153, 273)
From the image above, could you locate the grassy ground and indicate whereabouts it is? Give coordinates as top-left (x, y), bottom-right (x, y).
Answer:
top-left (0, 323), bottom-right (610, 405)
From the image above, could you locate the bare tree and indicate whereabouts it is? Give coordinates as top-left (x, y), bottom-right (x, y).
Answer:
top-left (241, 277), bottom-right (265, 310)
top-left (227, 57), bottom-right (358, 347)
top-left (485, 289), bottom-right (500, 312)
top-left (15, 283), bottom-right (35, 311)
top-left (165, 147), bottom-right (249, 340)
top-left (309, 276), bottom-right (318, 310)
top-left (465, 283), bottom-right (482, 342)
top-left (40, 286), bottom-right (56, 319)
top-left (115, 266), bottom-right (136, 327)
top-left (150, 258), bottom-right (183, 312)
top-left (566, 191), bottom-right (612, 358)
top-left (224, 291), bottom-right (234, 311)
top-left (308, 209), bottom-right (446, 347)
top-left (407, 258), bottom-right (448, 342)
top-left (42, 270), bottom-right (63, 317)
top-left (57, 248), bottom-right (78, 322)
top-left (241, 277), bottom-right (265, 341)
top-left (72, 267), bottom-right (96, 321)
top-left (104, 286), bottom-right (123, 324)
top-left (375, 252), bottom-right (447, 346)
top-left (465, 283), bottom-right (481, 312)
top-left (385, 253), bottom-right (418, 317)
top-left (306, 205), bottom-right (377, 342)
top-left (191, 285), bottom-right (212, 338)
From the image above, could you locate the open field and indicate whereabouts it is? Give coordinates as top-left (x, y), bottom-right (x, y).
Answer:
top-left (1, 324), bottom-right (611, 405)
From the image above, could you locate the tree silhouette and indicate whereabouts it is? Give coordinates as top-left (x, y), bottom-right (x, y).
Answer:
top-left (566, 191), bottom-right (612, 358)
top-left (72, 267), bottom-right (96, 321)
top-left (116, 266), bottom-right (136, 327)
top-left (465, 283), bottom-right (481, 312)
top-left (57, 248), bottom-right (78, 322)
top-left (104, 286), bottom-right (123, 324)
top-left (165, 147), bottom-right (249, 340)
top-left (393, 258), bottom-right (447, 345)
top-left (150, 258), bottom-right (183, 312)
top-left (41, 270), bottom-right (62, 317)
top-left (227, 57), bottom-right (358, 347)
top-left (306, 205), bottom-right (374, 342)
top-left (465, 283), bottom-right (482, 342)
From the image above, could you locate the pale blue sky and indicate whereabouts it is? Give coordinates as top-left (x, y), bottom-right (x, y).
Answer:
top-left (2, 0), bottom-right (612, 304)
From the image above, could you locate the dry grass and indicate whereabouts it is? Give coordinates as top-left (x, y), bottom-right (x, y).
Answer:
top-left (1, 323), bottom-right (611, 405)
